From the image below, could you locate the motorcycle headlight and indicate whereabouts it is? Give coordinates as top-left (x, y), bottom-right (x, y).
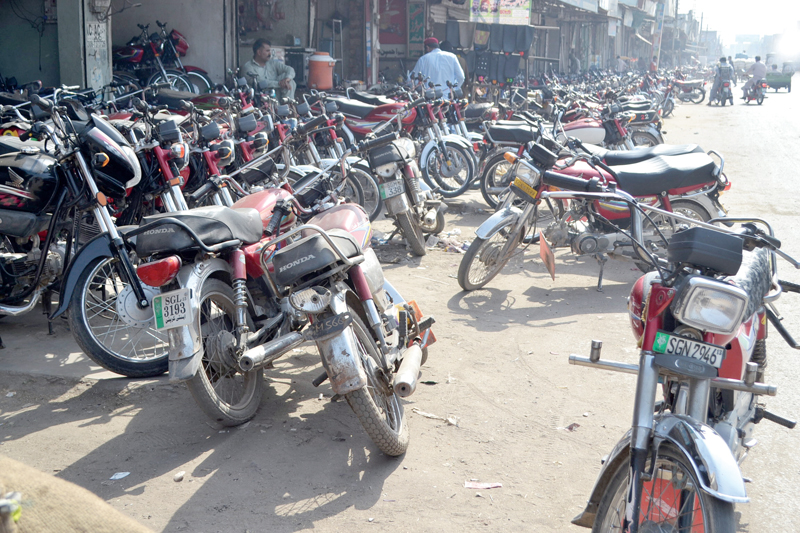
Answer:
top-left (375, 162), bottom-right (399, 178)
top-left (514, 162), bottom-right (540, 188)
top-left (169, 141), bottom-right (190, 171)
top-left (671, 277), bottom-right (749, 335)
top-left (120, 145), bottom-right (142, 188)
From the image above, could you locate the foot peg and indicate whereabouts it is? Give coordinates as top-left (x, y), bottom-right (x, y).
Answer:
top-left (757, 407), bottom-right (797, 429)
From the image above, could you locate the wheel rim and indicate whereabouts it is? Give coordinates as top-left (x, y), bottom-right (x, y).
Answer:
top-left (428, 146), bottom-right (470, 191)
top-left (600, 455), bottom-right (708, 532)
top-left (354, 321), bottom-right (403, 434)
top-left (197, 287), bottom-right (259, 410)
top-left (80, 258), bottom-right (169, 363)
top-left (632, 132), bottom-right (658, 147)
top-left (466, 231), bottom-right (517, 287)
top-left (350, 168), bottom-right (380, 219)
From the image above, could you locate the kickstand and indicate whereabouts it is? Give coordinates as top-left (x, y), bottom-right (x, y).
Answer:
top-left (42, 290), bottom-right (54, 335)
top-left (594, 254), bottom-right (608, 292)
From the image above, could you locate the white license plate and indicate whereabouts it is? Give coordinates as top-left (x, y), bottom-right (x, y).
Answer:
top-left (152, 288), bottom-right (193, 331)
top-left (653, 331), bottom-right (725, 369)
top-left (379, 179), bottom-right (405, 199)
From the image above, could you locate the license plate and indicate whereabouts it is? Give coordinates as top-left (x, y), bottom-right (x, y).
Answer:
top-left (152, 288), bottom-right (193, 330)
top-left (653, 331), bottom-right (725, 369)
top-left (513, 177), bottom-right (538, 199)
top-left (379, 179), bottom-right (405, 199)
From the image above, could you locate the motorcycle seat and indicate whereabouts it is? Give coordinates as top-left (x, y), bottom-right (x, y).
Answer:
top-left (153, 88), bottom-right (197, 110)
top-left (725, 247), bottom-right (772, 322)
top-left (271, 228), bottom-right (362, 287)
top-left (584, 143), bottom-right (703, 165)
top-left (464, 102), bottom-right (493, 119)
top-left (135, 205), bottom-right (263, 257)
top-left (619, 102), bottom-right (652, 112)
top-left (487, 123), bottom-right (538, 144)
top-left (346, 89), bottom-right (396, 106)
top-left (332, 99), bottom-right (377, 119)
top-left (611, 153), bottom-right (717, 196)
top-left (676, 79), bottom-right (704, 87)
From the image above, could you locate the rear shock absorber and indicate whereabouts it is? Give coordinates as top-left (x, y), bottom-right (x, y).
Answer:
top-left (232, 278), bottom-right (250, 335)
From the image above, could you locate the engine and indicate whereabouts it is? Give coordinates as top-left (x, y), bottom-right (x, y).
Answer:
top-left (0, 246), bottom-right (64, 300)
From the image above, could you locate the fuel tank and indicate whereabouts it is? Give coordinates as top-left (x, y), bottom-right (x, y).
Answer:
top-left (0, 141), bottom-right (59, 215)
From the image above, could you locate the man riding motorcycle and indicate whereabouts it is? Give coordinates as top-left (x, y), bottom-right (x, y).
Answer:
top-left (708, 56), bottom-right (736, 105)
top-left (742, 55), bottom-right (767, 99)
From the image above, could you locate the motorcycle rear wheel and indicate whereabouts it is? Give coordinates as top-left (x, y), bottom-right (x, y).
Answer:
top-left (185, 279), bottom-right (263, 426)
top-left (631, 130), bottom-right (661, 147)
top-left (147, 69), bottom-right (195, 93)
top-left (422, 142), bottom-right (476, 198)
top-left (395, 211), bottom-right (427, 256)
top-left (183, 71), bottom-right (213, 94)
top-left (344, 310), bottom-right (409, 456)
top-left (689, 89), bottom-right (705, 104)
top-left (68, 257), bottom-right (169, 378)
top-left (458, 221), bottom-right (523, 291)
top-left (480, 151), bottom-right (515, 209)
top-left (591, 444), bottom-right (734, 533)
top-left (757, 93), bottom-right (764, 105)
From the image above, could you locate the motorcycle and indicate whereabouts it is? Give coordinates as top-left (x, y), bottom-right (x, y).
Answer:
top-left (710, 80), bottom-right (735, 106)
top-left (113, 23), bottom-right (194, 94)
top-left (673, 78), bottom-right (706, 104)
top-left (743, 78), bottom-right (768, 105)
top-left (566, 183), bottom-right (798, 531)
top-left (458, 142), bottom-right (729, 292)
top-left (129, 136), bottom-right (435, 455)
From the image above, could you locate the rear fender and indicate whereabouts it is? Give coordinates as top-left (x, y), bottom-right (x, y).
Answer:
top-left (315, 289), bottom-right (368, 395)
top-left (475, 204), bottom-right (523, 240)
top-left (167, 258), bottom-right (232, 382)
top-left (571, 414), bottom-right (748, 528)
top-left (51, 232), bottom-right (115, 319)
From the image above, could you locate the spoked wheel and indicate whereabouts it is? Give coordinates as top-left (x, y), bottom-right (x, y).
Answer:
top-left (350, 164), bottom-right (383, 221)
top-left (458, 220), bottom-right (523, 291)
top-left (186, 279), bottom-right (263, 426)
top-left (344, 310), bottom-right (409, 456)
top-left (688, 89), bottom-right (705, 104)
top-left (637, 200), bottom-right (711, 272)
top-left (480, 152), bottom-right (515, 209)
top-left (395, 211), bottom-right (427, 256)
top-left (662, 99), bottom-right (675, 117)
top-left (183, 71), bottom-right (213, 94)
top-left (68, 257), bottom-right (169, 377)
top-left (592, 444), bottom-right (734, 533)
top-left (631, 130), bottom-right (661, 147)
top-left (147, 69), bottom-right (195, 93)
top-left (422, 142), bottom-right (476, 198)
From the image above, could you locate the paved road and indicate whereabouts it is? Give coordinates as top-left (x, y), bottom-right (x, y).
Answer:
top-left (0, 82), bottom-right (798, 532)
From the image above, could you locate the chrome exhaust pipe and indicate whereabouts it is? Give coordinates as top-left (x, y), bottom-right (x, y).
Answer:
top-left (239, 331), bottom-right (305, 371)
top-left (393, 343), bottom-right (423, 398)
top-left (423, 208), bottom-right (437, 227)
top-left (0, 290), bottom-right (43, 317)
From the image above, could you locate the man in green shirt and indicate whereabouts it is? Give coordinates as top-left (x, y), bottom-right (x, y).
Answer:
top-left (243, 39), bottom-right (296, 100)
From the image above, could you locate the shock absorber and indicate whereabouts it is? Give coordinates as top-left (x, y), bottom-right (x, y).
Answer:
top-left (232, 278), bottom-right (250, 335)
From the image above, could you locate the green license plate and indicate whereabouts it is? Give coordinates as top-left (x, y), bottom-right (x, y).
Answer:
top-left (152, 288), bottom-right (192, 331)
top-left (653, 330), bottom-right (725, 369)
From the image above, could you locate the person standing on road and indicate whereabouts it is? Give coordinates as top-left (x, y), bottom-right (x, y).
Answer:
top-left (741, 55), bottom-right (767, 99)
top-left (410, 37), bottom-right (465, 90)
top-left (243, 39), bottom-right (296, 100)
top-left (708, 56), bottom-right (735, 105)
top-left (616, 55), bottom-right (627, 73)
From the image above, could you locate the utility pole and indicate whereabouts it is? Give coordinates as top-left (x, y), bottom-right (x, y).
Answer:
top-left (672, 0), bottom-right (678, 65)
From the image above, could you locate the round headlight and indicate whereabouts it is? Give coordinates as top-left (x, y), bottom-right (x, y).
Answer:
top-left (211, 139), bottom-right (235, 169)
top-left (169, 141), bottom-right (190, 171)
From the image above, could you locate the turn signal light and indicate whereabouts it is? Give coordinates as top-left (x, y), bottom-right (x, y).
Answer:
top-left (136, 256), bottom-right (182, 287)
top-left (503, 151), bottom-right (518, 164)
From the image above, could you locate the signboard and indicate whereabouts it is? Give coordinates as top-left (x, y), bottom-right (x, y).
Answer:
top-left (380, 0), bottom-right (407, 57)
top-left (408, 2), bottom-right (425, 59)
top-left (469, 0), bottom-right (532, 26)
top-left (558, 0), bottom-right (598, 12)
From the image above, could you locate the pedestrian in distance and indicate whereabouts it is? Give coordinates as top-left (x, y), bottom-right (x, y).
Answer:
top-left (409, 37), bottom-right (465, 90)
top-left (243, 38), bottom-right (296, 100)
top-left (616, 55), bottom-right (627, 74)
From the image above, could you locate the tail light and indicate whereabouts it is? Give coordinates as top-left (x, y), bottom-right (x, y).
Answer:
top-left (761, 82), bottom-right (768, 88)
top-left (723, 82), bottom-right (730, 87)
top-left (137, 256), bottom-right (182, 287)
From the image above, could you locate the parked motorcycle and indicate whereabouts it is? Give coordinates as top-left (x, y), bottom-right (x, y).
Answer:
top-left (113, 23), bottom-right (194, 94)
top-left (673, 78), bottom-right (706, 104)
top-left (567, 185), bottom-right (798, 531)
top-left (130, 137), bottom-right (435, 455)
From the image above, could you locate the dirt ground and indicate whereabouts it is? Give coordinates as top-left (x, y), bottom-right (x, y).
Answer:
top-left (2, 86), bottom-right (800, 532)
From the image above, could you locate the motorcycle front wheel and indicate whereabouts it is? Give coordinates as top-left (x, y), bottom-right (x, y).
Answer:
top-left (458, 220), bottom-right (523, 291)
top-left (592, 444), bottom-right (734, 533)
top-left (68, 257), bottom-right (169, 377)
top-left (689, 88), bottom-right (705, 104)
top-left (480, 151), bottom-right (515, 209)
top-left (395, 210), bottom-right (427, 256)
top-left (344, 310), bottom-right (409, 456)
top-left (147, 69), bottom-right (195, 93)
top-left (185, 279), bottom-right (263, 426)
top-left (422, 142), bottom-right (476, 198)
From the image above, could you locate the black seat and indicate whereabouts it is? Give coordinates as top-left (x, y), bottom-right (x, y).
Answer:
top-left (619, 102), bottom-right (652, 112)
top-left (584, 144), bottom-right (704, 165)
top-left (464, 102), bottom-right (493, 119)
top-left (332, 98), bottom-right (376, 119)
top-left (271, 228), bottom-right (362, 287)
top-left (611, 153), bottom-right (717, 196)
top-left (135, 206), bottom-right (263, 257)
top-left (347, 89), bottom-right (396, 106)
top-left (153, 88), bottom-right (197, 110)
top-left (726, 247), bottom-right (772, 322)
top-left (487, 123), bottom-right (538, 144)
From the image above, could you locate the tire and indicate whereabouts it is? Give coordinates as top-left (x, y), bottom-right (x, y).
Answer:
top-left (343, 310), bottom-right (409, 456)
top-left (68, 257), bottom-right (169, 378)
top-left (422, 142), bottom-right (475, 198)
top-left (757, 93), bottom-right (764, 105)
top-left (421, 208), bottom-right (446, 235)
top-left (395, 210), bottom-right (427, 256)
top-left (480, 152), bottom-right (515, 209)
top-left (637, 200), bottom-right (711, 272)
top-left (662, 99), bottom-right (674, 118)
top-left (457, 220), bottom-right (523, 291)
top-left (111, 72), bottom-right (141, 98)
top-left (341, 172), bottom-right (365, 208)
top-left (630, 130), bottom-right (661, 147)
top-left (721, 97), bottom-right (726, 107)
top-left (185, 279), bottom-right (263, 426)
top-left (688, 89), bottom-right (705, 104)
top-left (350, 164), bottom-right (383, 222)
top-left (183, 70), bottom-right (213, 94)
top-left (147, 69), bottom-right (194, 93)
top-left (592, 443), bottom-right (735, 533)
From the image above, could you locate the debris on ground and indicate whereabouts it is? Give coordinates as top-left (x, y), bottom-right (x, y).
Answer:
top-left (109, 472), bottom-right (130, 480)
top-left (173, 471), bottom-right (185, 482)
top-left (411, 408), bottom-right (459, 426)
top-left (465, 481), bottom-right (502, 489)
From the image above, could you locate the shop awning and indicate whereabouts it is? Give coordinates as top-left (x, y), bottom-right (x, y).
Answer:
top-left (635, 33), bottom-right (652, 46)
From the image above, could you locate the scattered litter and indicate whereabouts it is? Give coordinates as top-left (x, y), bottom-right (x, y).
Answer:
top-left (565, 423), bottom-right (580, 432)
top-left (173, 471), bottom-right (185, 482)
top-left (5, 392), bottom-right (14, 398)
top-left (465, 481), bottom-right (502, 489)
top-left (368, 518), bottom-right (375, 522)
top-left (421, 380), bottom-right (438, 385)
top-left (110, 472), bottom-right (130, 480)
top-left (318, 393), bottom-right (325, 401)
top-left (218, 430), bottom-right (228, 434)
top-left (425, 235), bottom-right (439, 248)
top-left (446, 373), bottom-right (456, 384)
top-left (549, 351), bottom-right (559, 355)
top-left (475, 493), bottom-right (483, 498)
top-left (583, 412), bottom-right (590, 417)
top-left (333, 432), bottom-right (346, 442)
top-left (290, 428), bottom-right (297, 432)
top-left (282, 492), bottom-right (291, 499)
top-left (412, 408), bottom-right (459, 426)
top-left (445, 229), bottom-right (462, 236)
top-left (383, 499), bottom-right (396, 502)
top-left (21, 403), bottom-right (34, 409)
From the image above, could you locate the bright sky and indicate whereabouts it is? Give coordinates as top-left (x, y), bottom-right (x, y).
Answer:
top-left (681, 0), bottom-right (800, 45)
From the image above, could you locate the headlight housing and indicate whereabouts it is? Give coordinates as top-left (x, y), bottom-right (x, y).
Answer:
top-left (671, 277), bottom-right (749, 335)
top-left (375, 162), bottom-right (399, 178)
top-left (120, 145), bottom-right (142, 188)
top-left (514, 161), bottom-right (540, 188)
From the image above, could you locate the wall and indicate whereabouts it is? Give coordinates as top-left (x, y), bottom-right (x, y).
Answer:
top-left (0, 0), bottom-right (61, 87)
top-left (112, 0), bottom-right (235, 84)
top-left (237, 0), bottom-right (311, 73)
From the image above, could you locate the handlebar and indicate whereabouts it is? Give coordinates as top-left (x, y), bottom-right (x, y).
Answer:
top-left (542, 171), bottom-right (604, 193)
top-left (296, 114), bottom-right (328, 136)
top-left (358, 132), bottom-right (398, 152)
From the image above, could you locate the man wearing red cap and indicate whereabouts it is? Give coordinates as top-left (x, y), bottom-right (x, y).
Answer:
top-left (409, 37), bottom-right (465, 90)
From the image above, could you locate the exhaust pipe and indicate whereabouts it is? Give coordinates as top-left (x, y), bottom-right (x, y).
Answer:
top-left (423, 208), bottom-right (437, 227)
top-left (239, 331), bottom-right (305, 371)
top-left (0, 290), bottom-right (43, 317)
top-left (393, 343), bottom-right (423, 397)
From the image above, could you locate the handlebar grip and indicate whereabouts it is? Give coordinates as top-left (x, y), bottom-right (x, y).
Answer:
top-left (406, 98), bottom-right (425, 109)
top-left (264, 208), bottom-right (285, 237)
top-left (188, 181), bottom-right (216, 204)
top-left (296, 114), bottom-right (328, 135)
top-left (131, 97), bottom-right (147, 112)
top-left (359, 132), bottom-right (399, 152)
top-left (759, 234), bottom-right (782, 249)
top-left (179, 100), bottom-right (194, 111)
top-left (29, 94), bottom-right (52, 111)
top-left (543, 171), bottom-right (603, 193)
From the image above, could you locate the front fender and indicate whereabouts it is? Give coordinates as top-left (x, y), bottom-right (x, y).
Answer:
top-left (475, 204), bottom-right (522, 240)
top-left (572, 414), bottom-right (748, 528)
top-left (315, 289), bottom-right (368, 395)
top-left (167, 257), bottom-right (233, 382)
top-left (51, 232), bottom-right (115, 319)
